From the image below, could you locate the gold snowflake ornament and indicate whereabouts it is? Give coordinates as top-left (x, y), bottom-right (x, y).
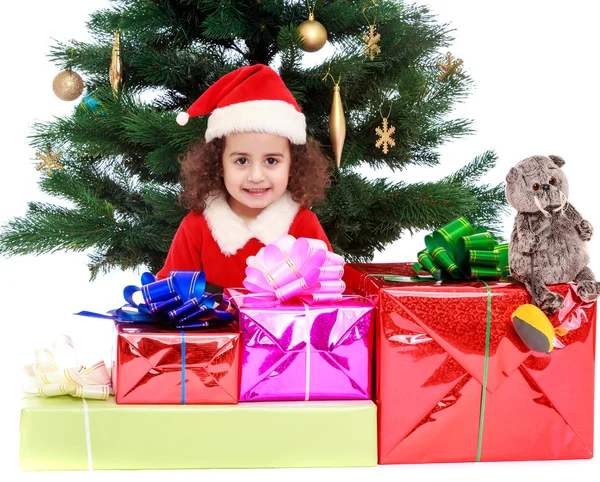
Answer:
top-left (436, 52), bottom-right (464, 82)
top-left (375, 117), bottom-right (396, 154)
top-left (35, 147), bottom-right (64, 176)
top-left (363, 25), bottom-right (381, 61)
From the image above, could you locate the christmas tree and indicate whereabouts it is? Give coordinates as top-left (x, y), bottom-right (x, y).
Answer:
top-left (0, 0), bottom-right (506, 278)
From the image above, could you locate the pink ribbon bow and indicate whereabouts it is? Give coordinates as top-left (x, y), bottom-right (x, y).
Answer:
top-left (243, 235), bottom-right (346, 306)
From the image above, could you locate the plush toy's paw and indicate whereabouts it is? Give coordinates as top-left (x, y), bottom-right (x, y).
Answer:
top-left (578, 220), bottom-right (593, 241)
top-left (577, 280), bottom-right (599, 302)
top-left (538, 291), bottom-right (564, 315)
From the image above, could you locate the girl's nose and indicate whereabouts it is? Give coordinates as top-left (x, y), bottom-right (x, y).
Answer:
top-left (248, 163), bottom-right (265, 182)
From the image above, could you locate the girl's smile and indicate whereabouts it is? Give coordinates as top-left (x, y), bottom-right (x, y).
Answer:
top-left (243, 188), bottom-right (271, 196)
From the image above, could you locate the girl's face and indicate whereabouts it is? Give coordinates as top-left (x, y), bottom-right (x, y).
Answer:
top-left (222, 131), bottom-right (292, 219)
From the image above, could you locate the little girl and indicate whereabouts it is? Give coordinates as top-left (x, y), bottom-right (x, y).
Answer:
top-left (157, 64), bottom-right (332, 288)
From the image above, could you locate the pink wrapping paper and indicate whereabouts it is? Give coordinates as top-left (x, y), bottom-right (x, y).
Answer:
top-left (227, 289), bottom-right (374, 402)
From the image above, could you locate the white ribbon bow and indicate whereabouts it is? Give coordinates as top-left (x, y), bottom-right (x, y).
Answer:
top-left (23, 335), bottom-right (112, 400)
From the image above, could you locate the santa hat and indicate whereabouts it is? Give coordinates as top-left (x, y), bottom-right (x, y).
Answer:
top-left (176, 64), bottom-right (306, 145)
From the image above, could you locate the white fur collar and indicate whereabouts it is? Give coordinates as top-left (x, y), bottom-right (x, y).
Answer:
top-left (203, 191), bottom-right (300, 255)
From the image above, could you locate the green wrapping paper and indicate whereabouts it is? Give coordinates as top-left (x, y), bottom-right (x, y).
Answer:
top-left (20, 396), bottom-right (377, 470)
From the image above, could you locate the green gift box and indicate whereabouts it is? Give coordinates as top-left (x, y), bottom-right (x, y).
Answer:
top-left (20, 396), bottom-right (377, 470)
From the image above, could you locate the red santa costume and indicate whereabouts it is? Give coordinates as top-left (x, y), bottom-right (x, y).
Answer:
top-left (157, 191), bottom-right (330, 287)
top-left (157, 64), bottom-right (331, 288)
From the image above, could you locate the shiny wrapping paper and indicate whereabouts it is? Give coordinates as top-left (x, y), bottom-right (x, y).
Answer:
top-left (344, 262), bottom-right (596, 464)
top-left (113, 322), bottom-right (240, 404)
top-left (20, 396), bottom-right (377, 470)
top-left (227, 289), bottom-right (374, 401)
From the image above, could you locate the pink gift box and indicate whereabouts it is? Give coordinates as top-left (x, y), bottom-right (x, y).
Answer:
top-left (227, 289), bottom-right (375, 402)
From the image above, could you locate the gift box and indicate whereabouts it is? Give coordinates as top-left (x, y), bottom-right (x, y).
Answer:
top-left (20, 396), bottom-right (377, 470)
top-left (228, 289), bottom-right (375, 402)
top-left (344, 262), bottom-right (596, 464)
top-left (113, 322), bottom-right (241, 404)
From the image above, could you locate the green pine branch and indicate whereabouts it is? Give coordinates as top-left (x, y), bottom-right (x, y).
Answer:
top-left (1, 0), bottom-right (508, 276)
top-left (316, 151), bottom-right (507, 260)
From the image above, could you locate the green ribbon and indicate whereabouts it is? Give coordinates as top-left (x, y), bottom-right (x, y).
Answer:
top-left (477, 281), bottom-right (492, 462)
top-left (413, 217), bottom-right (509, 280)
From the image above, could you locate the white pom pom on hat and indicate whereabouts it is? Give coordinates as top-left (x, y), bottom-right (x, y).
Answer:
top-left (176, 112), bottom-right (190, 126)
top-left (175, 64), bottom-right (306, 145)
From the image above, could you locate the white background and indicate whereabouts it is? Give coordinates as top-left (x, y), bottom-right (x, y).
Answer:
top-left (1, 0), bottom-right (599, 480)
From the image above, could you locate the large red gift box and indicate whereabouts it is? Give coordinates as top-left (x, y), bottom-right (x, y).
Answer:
top-left (112, 322), bottom-right (241, 404)
top-left (344, 262), bottom-right (596, 464)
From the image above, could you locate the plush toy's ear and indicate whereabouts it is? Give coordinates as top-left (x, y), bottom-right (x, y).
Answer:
top-left (506, 167), bottom-right (519, 184)
top-left (548, 155), bottom-right (565, 167)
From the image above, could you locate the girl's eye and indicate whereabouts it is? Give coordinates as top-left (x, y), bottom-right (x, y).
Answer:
top-left (532, 183), bottom-right (540, 191)
top-left (235, 158), bottom-right (248, 165)
top-left (265, 158), bottom-right (279, 165)
top-left (549, 177), bottom-right (557, 185)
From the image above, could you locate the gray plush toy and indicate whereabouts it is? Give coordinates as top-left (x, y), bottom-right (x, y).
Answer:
top-left (506, 154), bottom-right (599, 314)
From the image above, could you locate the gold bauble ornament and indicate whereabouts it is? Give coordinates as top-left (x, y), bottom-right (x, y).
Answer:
top-left (298, 14), bottom-right (327, 52)
top-left (329, 83), bottom-right (346, 168)
top-left (52, 70), bottom-right (84, 101)
top-left (109, 29), bottom-right (124, 97)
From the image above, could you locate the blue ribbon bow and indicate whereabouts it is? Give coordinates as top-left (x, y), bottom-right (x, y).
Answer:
top-left (78, 271), bottom-right (235, 329)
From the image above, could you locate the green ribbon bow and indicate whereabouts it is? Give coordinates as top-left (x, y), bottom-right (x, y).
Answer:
top-left (413, 217), bottom-right (509, 280)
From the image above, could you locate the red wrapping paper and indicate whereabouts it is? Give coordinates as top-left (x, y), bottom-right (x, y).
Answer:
top-left (112, 322), bottom-right (241, 404)
top-left (344, 262), bottom-right (596, 464)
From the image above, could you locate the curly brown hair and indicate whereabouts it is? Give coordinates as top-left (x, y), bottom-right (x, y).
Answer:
top-left (179, 136), bottom-right (332, 212)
